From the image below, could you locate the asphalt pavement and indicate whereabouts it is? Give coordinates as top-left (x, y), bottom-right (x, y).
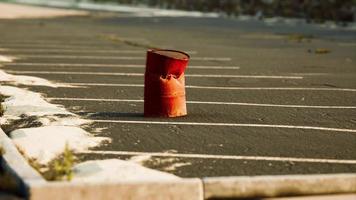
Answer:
top-left (0, 14), bottom-right (356, 177)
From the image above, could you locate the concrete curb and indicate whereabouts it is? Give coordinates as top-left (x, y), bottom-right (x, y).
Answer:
top-left (262, 193), bottom-right (356, 200)
top-left (28, 179), bottom-right (203, 200)
top-left (203, 174), bottom-right (356, 199)
top-left (0, 128), bottom-right (45, 197)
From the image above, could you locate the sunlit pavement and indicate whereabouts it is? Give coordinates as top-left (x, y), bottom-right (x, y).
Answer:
top-left (0, 13), bottom-right (355, 177)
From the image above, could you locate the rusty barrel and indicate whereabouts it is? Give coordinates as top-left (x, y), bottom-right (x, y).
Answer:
top-left (144, 49), bottom-right (190, 117)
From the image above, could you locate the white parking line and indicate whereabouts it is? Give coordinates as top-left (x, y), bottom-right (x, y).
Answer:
top-left (48, 98), bottom-right (142, 102)
top-left (187, 74), bottom-right (302, 79)
top-left (193, 57), bottom-right (231, 61)
top-left (0, 38), bottom-right (146, 45)
top-left (18, 55), bottom-right (143, 59)
top-left (6, 63), bottom-right (240, 69)
top-left (60, 83), bottom-right (356, 92)
top-left (47, 97), bottom-right (356, 109)
top-left (79, 150), bottom-right (356, 164)
top-left (15, 54), bottom-right (230, 61)
top-left (0, 49), bottom-right (198, 54)
top-left (0, 44), bottom-right (108, 49)
top-left (7, 71), bottom-right (303, 79)
top-left (0, 49), bottom-right (142, 53)
top-left (186, 85), bottom-right (356, 92)
top-left (92, 120), bottom-right (356, 133)
top-left (0, 42), bottom-right (109, 46)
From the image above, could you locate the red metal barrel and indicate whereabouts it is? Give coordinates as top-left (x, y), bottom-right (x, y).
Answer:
top-left (144, 49), bottom-right (190, 117)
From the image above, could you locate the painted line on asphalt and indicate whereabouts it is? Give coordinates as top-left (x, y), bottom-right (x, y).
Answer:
top-left (14, 54), bottom-right (230, 61)
top-left (0, 38), bottom-right (152, 46)
top-left (79, 150), bottom-right (356, 164)
top-left (47, 97), bottom-right (356, 109)
top-left (0, 42), bottom-right (110, 46)
top-left (6, 63), bottom-right (240, 69)
top-left (7, 71), bottom-right (303, 79)
top-left (0, 38), bottom-right (145, 44)
top-left (0, 48), bottom-right (198, 54)
top-left (59, 82), bottom-right (356, 92)
top-left (47, 98), bottom-right (143, 102)
top-left (0, 48), bottom-right (141, 53)
top-left (0, 49), bottom-right (142, 54)
top-left (0, 44), bottom-right (110, 49)
top-left (92, 120), bottom-right (356, 133)
top-left (17, 55), bottom-right (144, 59)
top-left (185, 85), bottom-right (356, 92)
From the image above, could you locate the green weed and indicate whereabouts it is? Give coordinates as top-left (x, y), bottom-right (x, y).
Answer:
top-left (43, 143), bottom-right (75, 181)
top-left (19, 144), bottom-right (76, 181)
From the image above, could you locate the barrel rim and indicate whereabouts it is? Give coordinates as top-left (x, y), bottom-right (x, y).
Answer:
top-left (148, 49), bottom-right (190, 61)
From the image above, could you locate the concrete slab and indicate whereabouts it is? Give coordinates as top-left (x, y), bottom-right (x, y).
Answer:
top-left (264, 193), bottom-right (356, 200)
top-left (203, 174), bottom-right (356, 199)
top-left (0, 2), bottom-right (87, 19)
top-left (29, 179), bottom-right (203, 200)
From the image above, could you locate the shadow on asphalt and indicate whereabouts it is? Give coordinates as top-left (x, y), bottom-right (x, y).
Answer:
top-left (77, 112), bottom-right (144, 119)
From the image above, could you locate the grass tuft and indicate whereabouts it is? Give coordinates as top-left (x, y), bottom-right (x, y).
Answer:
top-left (43, 143), bottom-right (75, 181)
top-left (18, 144), bottom-right (76, 181)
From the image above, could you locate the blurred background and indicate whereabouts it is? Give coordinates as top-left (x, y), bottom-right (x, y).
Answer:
top-left (93, 0), bottom-right (356, 22)
top-left (2, 0), bottom-right (355, 24)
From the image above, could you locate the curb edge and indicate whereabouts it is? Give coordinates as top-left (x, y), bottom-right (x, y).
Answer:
top-left (203, 173), bottom-right (356, 199)
top-left (0, 128), bottom-right (45, 197)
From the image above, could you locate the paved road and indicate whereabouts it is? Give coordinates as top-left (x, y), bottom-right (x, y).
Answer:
top-left (0, 14), bottom-right (356, 177)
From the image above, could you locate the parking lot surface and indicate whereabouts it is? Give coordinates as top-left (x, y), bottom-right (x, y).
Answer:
top-left (0, 14), bottom-right (356, 177)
